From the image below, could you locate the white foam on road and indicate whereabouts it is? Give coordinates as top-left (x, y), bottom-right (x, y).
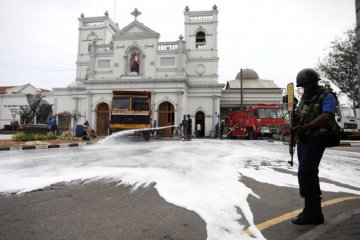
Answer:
top-left (0, 139), bottom-right (359, 240)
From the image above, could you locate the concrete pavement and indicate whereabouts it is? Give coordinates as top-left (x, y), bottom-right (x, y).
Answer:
top-left (296, 208), bottom-right (360, 240)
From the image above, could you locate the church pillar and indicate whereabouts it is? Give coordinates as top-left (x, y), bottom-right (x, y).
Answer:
top-left (151, 91), bottom-right (157, 121)
top-left (123, 55), bottom-right (128, 75)
top-left (140, 54), bottom-right (145, 76)
top-left (176, 36), bottom-right (186, 77)
top-left (212, 95), bottom-right (220, 128)
top-left (88, 41), bottom-right (96, 80)
top-left (72, 96), bottom-right (80, 134)
top-left (176, 90), bottom-right (184, 124)
top-left (87, 92), bottom-right (93, 126)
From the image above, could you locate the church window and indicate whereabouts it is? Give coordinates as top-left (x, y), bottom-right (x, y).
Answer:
top-left (87, 32), bottom-right (98, 42)
top-left (112, 97), bottom-right (130, 110)
top-left (196, 31), bottom-right (206, 49)
top-left (160, 57), bottom-right (175, 66)
top-left (98, 60), bottom-right (110, 68)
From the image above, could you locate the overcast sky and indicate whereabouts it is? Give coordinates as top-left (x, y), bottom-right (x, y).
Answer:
top-left (0, 0), bottom-right (356, 90)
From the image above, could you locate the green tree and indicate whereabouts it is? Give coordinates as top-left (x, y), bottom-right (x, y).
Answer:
top-left (317, 27), bottom-right (359, 108)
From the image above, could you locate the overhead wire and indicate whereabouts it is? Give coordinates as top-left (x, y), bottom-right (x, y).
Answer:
top-left (0, 63), bottom-right (75, 72)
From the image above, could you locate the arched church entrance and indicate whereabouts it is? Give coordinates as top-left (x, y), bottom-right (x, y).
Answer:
top-left (195, 111), bottom-right (205, 137)
top-left (96, 103), bottom-right (109, 136)
top-left (158, 101), bottom-right (175, 137)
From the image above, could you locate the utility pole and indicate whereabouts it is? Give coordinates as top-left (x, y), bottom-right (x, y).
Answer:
top-left (355, 0), bottom-right (360, 116)
top-left (240, 68), bottom-right (243, 109)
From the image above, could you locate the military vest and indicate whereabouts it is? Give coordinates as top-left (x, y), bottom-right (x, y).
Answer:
top-left (297, 87), bottom-right (340, 142)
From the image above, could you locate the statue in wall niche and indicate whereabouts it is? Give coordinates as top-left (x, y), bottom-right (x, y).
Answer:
top-left (129, 51), bottom-right (139, 74)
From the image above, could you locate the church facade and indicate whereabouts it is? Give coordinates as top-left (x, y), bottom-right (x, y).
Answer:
top-left (53, 6), bottom-right (223, 136)
top-left (0, 6), bottom-right (283, 137)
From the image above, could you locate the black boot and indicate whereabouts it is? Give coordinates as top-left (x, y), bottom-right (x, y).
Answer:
top-left (310, 197), bottom-right (324, 224)
top-left (291, 197), bottom-right (324, 225)
top-left (291, 197), bottom-right (312, 225)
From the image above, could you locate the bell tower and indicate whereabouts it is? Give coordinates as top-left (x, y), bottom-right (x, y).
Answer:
top-left (75, 12), bottom-right (119, 82)
top-left (184, 5), bottom-right (219, 84)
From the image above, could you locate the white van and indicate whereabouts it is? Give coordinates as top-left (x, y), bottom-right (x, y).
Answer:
top-left (335, 106), bottom-right (358, 138)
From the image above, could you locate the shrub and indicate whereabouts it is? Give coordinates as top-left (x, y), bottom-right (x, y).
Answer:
top-left (12, 132), bottom-right (58, 141)
top-left (12, 132), bottom-right (27, 141)
top-left (35, 134), bottom-right (47, 141)
top-left (26, 134), bottom-right (36, 141)
top-left (46, 132), bottom-right (57, 140)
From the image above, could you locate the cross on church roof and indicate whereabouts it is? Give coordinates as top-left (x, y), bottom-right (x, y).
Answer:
top-left (131, 8), bottom-right (141, 21)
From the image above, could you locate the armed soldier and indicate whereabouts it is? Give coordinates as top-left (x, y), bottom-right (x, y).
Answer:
top-left (291, 68), bottom-right (339, 225)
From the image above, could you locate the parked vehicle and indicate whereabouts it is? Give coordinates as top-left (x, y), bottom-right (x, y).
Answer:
top-left (335, 105), bottom-right (358, 139)
top-left (226, 104), bottom-right (285, 139)
top-left (110, 90), bottom-right (152, 140)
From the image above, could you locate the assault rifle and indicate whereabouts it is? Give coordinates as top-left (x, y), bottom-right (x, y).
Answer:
top-left (288, 109), bottom-right (296, 167)
top-left (287, 83), bottom-right (296, 167)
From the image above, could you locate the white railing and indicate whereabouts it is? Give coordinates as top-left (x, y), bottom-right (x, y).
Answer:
top-left (189, 15), bottom-right (213, 22)
top-left (158, 42), bottom-right (178, 51)
top-left (96, 44), bottom-right (113, 53)
top-left (196, 43), bottom-right (206, 49)
top-left (84, 21), bottom-right (104, 27)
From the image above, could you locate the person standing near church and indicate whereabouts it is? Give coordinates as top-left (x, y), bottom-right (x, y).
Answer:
top-left (152, 119), bottom-right (157, 138)
top-left (180, 115), bottom-right (187, 140)
top-left (186, 114), bottom-right (192, 141)
top-left (83, 120), bottom-right (91, 141)
top-left (196, 122), bottom-right (202, 138)
top-left (51, 117), bottom-right (58, 134)
top-left (291, 68), bottom-right (338, 225)
top-left (219, 120), bottom-right (225, 140)
top-left (215, 122), bottom-right (219, 139)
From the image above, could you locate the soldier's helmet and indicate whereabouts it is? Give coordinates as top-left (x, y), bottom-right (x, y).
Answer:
top-left (296, 68), bottom-right (320, 87)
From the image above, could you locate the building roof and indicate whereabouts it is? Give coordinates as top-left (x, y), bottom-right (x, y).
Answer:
top-left (235, 68), bottom-right (259, 80)
top-left (225, 69), bottom-right (279, 89)
top-left (113, 20), bottom-right (160, 40)
top-left (0, 84), bottom-right (51, 94)
top-left (0, 86), bottom-right (15, 94)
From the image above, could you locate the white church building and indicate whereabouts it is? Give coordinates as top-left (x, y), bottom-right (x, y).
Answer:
top-left (0, 6), bottom-right (283, 137)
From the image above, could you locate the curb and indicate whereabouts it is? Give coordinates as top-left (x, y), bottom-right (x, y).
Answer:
top-left (22, 145), bottom-right (36, 150)
top-left (0, 142), bottom-right (94, 151)
top-left (339, 142), bottom-right (351, 146)
top-left (296, 208), bottom-right (360, 240)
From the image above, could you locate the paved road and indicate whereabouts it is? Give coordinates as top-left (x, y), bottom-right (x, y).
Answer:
top-left (243, 175), bottom-right (360, 240)
top-left (0, 181), bottom-right (207, 240)
top-left (0, 142), bottom-right (359, 240)
top-left (332, 145), bottom-right (360, 153)
top-left (0, 175), bottom-right (359, 240)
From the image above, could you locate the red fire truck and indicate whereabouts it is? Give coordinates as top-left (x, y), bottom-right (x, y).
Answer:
top-left (226, 104), bottom-right (285, 139)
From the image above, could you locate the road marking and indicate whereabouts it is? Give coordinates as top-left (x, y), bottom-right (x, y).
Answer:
top-left (243, 196), bottom-right (360, 235)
